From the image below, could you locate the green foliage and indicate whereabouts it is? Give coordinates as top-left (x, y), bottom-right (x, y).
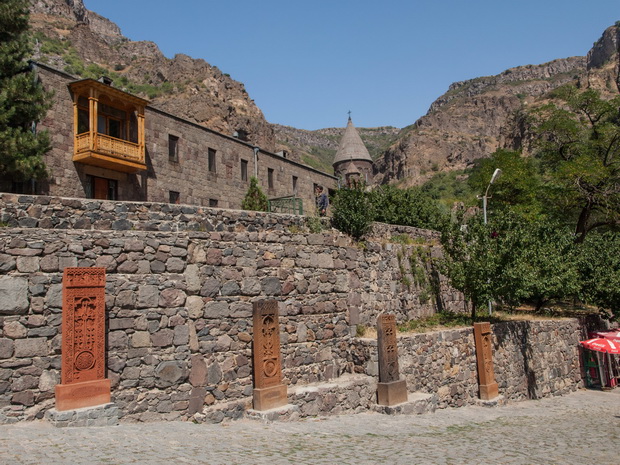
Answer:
top-left (305, 215), bottom-right (323, 233)
top-left (421, 170), bottom-right (476, 208)
top-left (0, 0), bottom-right (51, 181)
top-left (468, 149), bottom-right (544, 220)
top-left (331, 182), bottom-right (375, 240)
top-left (241, 176), bottom-right (268, 211)
top-left (370, 184), bottom-right (447, 230)
top-left (531, 85), bottom-right (620, 240)
top-left (576, 232), bottom-right (620, 319)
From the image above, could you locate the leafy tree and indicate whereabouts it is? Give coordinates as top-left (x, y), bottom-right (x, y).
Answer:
top-left (576, 231), bottom-right (620, 320)
top-left (492, 214), bottom-right (579, 311)
top-left (331, 181), bottom-right (375, 240)
top-left (439, 215), bottom-right (496, 319)
top-left (241, 176), bottom-right (268, 211)
top-left (370, 184), bottom-right (446, 230)
top-left (467, 149), bottom-right (543, 220)
top-left (531, 85), bottom-right (620, 241)
top-left (0, 0), bottom-right (51, 181)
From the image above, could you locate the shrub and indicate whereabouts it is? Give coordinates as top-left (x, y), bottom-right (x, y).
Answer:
top-left (331, 182), bottom-right (375, 240)
top-left (241, 176), bottom-right (268, 211)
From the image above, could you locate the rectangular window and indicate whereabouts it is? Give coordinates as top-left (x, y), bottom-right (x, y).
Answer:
top-left (209, 199), bottom-right (218, 208)
top-left (169, 135), bottom-right (179, 162)
top-left (208, 148), bottom-right (216, 173)
top-left (86, 175), bottom-right (117, 200)
top-left (268, 168), bottom-right (274, 189)
top-left (169, 191), bottom-right (180, 204)
top-left (292, 176), bottom-right (298, 195)
top-left (240, 159), bottom-right (248, 181)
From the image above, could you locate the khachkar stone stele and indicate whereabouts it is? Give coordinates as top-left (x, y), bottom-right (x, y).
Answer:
top-left (252, 300), bottom-right (288, 410)
top-left (473, 322), bottom-right (499, 400)
top-left (377, 313), bottom-right (408, 406)
top-left (55, 268), bottom-right (111, 411)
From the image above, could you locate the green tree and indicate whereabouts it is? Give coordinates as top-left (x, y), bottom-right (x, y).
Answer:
top-left (439, 215), bottom-right (496, 319)
top-left (0, 0), bottom-right (51, 182)
top-left (331, 181), bottom-right (375, 240)
top-left (576, 231), bottom-right (620, 320)
top-left (532, 85), bottom-right (620, 241)
top-left (467, 149), bottom-right (543, 220)
top-left (370, 184), bottom-right (446, 230)
top-left (241, 176), bottom-right (268, 211)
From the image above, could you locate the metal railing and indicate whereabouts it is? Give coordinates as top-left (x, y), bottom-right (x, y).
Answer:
top-left (268, 195), bottom-right (303, 215)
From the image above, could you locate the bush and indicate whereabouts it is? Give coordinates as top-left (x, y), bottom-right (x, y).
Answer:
top-left (241, 176), bottom-right (268, 211)
top-left (331, 182), bottom-right (375, 240)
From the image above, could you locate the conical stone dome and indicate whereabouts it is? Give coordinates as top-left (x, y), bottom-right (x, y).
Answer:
top-left (333, 117), bottom-right (373, 165)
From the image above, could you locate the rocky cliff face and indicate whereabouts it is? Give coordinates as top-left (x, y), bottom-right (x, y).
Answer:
top-left (30, 0), bottom-right (276, 150)
top-left (374, 24), bottom-right (620, 187)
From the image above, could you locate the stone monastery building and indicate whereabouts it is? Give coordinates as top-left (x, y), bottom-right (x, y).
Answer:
top-left (6, 63), bottom-right (371, 214)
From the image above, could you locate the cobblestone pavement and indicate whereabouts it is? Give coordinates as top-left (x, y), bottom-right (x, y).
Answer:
top-left (0, 388), bottom-right (618, 465)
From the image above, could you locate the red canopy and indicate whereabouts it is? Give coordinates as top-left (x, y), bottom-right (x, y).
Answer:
top-left (581, 337), bottom-right (620, 354)
top-left (591, 330), bottom-right (620, 343)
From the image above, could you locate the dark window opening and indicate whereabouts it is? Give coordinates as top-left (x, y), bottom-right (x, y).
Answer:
top-left (292, 176), bottom-right (298, 195)
top-left (169, 191), bottom-right (180, 204)
top-left (169, 135), bottom-right (179, 162)
top-left (208, 148), bottom-right (216, 173)
top-left (240, 159), bottom-right (248, 181)
top-left (209, 198), bottom-right (218, 208)
top-left (268, 168), bottom-right (274, 189)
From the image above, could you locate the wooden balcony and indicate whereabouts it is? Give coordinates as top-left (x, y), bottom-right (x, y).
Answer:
top-left (73, 133), bottom-right (146, 173)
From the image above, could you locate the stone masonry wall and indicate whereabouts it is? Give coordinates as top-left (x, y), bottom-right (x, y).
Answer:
top-left (0, 194), bottom-right (461, 422)
top-left (353, 319), bottom-right (583, 409)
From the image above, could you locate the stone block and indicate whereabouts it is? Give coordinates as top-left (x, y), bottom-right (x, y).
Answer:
top-left (55, 379), bottom-right (111, 411)
top-left (253, 384), bottom-right (288, 411)
top-left (14, 338), bottom-right (48, 357)
top-left (377, 379), bottom-right (408, 406)
top-left (0, 277), bottom-right (29, 315)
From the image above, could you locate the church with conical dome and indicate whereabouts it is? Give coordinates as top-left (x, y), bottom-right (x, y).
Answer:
top-left (332, 116), bottom-right (374, 186)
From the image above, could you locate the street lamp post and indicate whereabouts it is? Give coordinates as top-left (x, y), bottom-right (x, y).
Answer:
top-left (480, 168), bottom-right (502, 315)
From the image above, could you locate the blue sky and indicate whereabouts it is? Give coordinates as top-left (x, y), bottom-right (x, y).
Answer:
top-left (84, 0), bottom-right (619, 130)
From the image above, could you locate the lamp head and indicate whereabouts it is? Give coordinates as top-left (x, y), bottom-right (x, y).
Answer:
top-left (490, 168), bottom-right (502, 184)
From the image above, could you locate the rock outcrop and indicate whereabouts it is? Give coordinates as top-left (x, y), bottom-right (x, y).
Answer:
top-left (374, 25), bottom-right (620, 187)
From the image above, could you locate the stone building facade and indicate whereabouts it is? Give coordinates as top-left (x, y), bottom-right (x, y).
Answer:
top-left (5, 63), bottom-right (336, 214)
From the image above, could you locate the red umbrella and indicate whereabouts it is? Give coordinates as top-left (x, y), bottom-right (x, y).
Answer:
top-left (591, 330), bottom-right (620, 343)
top-left (581, 338), bottom-right (620, 354)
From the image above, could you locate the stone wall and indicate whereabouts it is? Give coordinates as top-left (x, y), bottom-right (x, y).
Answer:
top-left (22, 64), bottom-right (336, 214)
top-left (0, 194), bottom-right (584, 423)
top-left (0, 194), bottom-right (460, 422)
top-left (353, 319), bottom-right (584, 409)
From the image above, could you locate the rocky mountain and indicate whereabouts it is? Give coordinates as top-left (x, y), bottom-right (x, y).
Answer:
top-left (374, 24), bottom-right (620, 187)
top-left (29, 0), bottom-right (276, 150)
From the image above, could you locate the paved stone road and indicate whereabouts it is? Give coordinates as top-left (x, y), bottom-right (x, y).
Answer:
top-left (0, 388), bottom-right (618, 465)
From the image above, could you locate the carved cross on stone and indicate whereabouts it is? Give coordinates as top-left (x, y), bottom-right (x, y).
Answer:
top-left (376, 313), bottom-right (408, 406)
top-left (55, 268), bottom-right (110, 411)
top-left (473, 322), bottom-right (499, 400)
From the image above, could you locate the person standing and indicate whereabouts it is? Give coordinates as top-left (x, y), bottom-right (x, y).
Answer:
top-left (315, 186), bottom-right (328, 216)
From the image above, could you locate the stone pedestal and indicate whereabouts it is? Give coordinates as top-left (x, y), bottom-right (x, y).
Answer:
top-left (252, 300), bottom-right (287, 411)
top-left (55, 378), bottom-right (111, 411)
top-left (376, 313), bottom-right (408, 406)
top-left (56, 268), bottom-right (110, 411)
top-left (252, 385), bottom-right (289, 411)
top-left (473, 322), bottom-right (499, 401)
top-left (377, 379), bottom-right (408, 406)
top-left (46, 402), bottom-right (119, 428)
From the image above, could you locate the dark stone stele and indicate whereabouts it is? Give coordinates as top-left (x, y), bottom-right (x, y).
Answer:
top-left (55, 268), bottom-right (111, 411)
top-left (376, 313), bottom-right (408, 406)
top-left (473, 322), bottom-right (499, 400)
top-left (252, 300), bottom-right (287, 411)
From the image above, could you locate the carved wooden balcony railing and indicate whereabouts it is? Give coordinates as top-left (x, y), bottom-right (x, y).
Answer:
top-left (73, 132), bottom-right (146, 173)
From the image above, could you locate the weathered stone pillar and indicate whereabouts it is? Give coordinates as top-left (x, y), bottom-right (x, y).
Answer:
top-left (473, 322), bottom-right (499, 400)
top-left (55, 268), bottom-right (111, 411)
top-left (252, 300), bottom-right (287, 410)
top-left (377, 313), bottom-right (408, 406)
